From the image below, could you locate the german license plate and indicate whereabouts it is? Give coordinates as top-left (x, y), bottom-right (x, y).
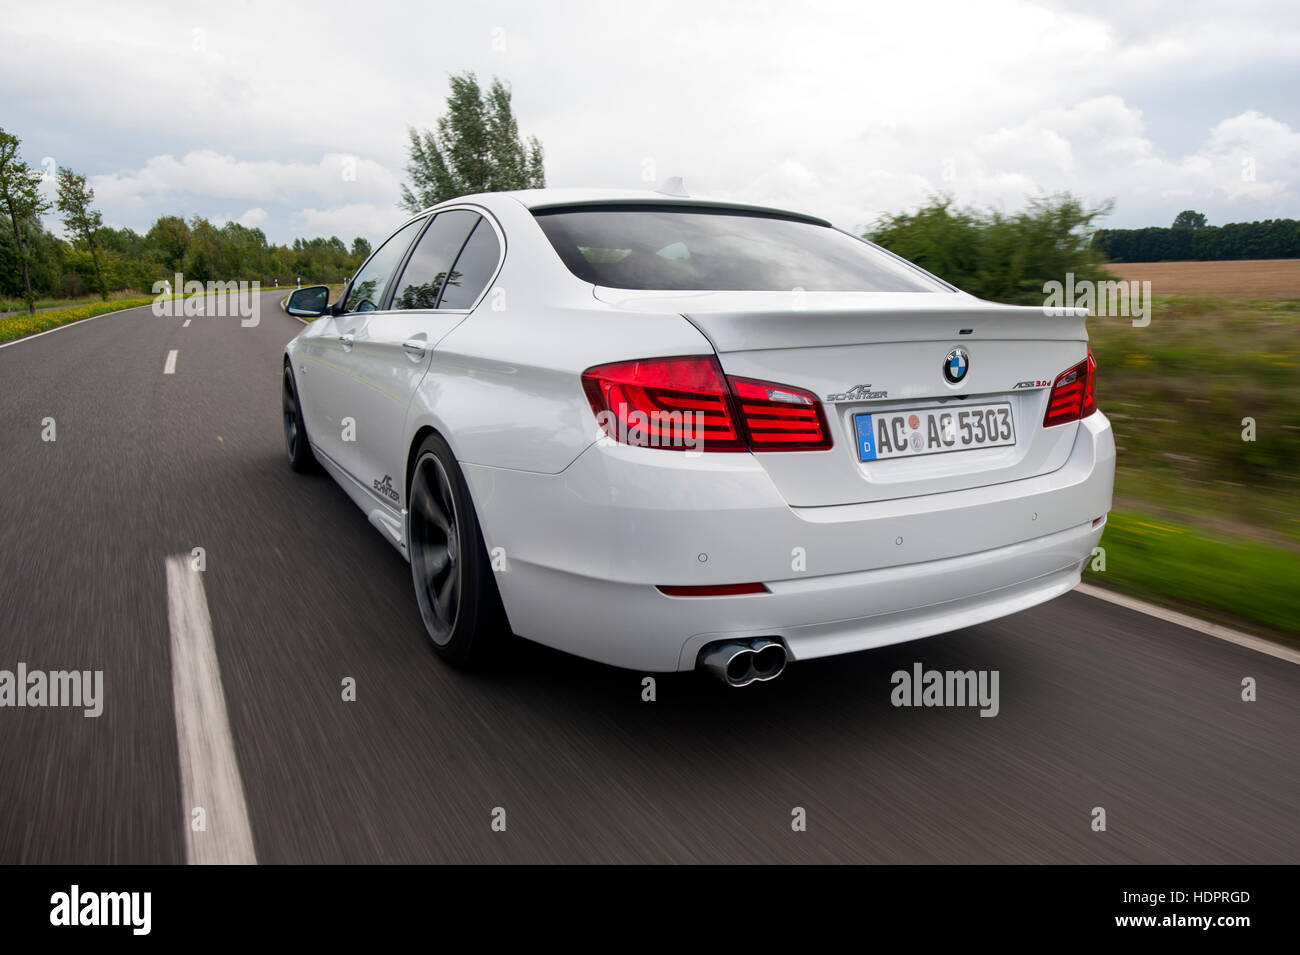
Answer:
top-left (855, 402), bottom-right (1016, 461)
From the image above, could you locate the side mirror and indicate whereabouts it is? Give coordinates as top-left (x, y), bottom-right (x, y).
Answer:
top-left (286, 285), bottom-right (331, 318)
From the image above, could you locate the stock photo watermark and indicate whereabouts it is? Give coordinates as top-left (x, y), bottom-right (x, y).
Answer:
top-left (1043, 273), bottom-right (1152, 327)
top-left (593, 405), bottom-right (709, 454)
top-left (151, 273), bottom-right (261, 327)
top-left (50, 886), bottom-right (150, 935)
top-left (0, 664), bottom-right (103, 717)
top-left (891, 663), bottom-right (999, 717)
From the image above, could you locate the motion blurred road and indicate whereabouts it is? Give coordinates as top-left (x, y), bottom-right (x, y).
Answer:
top-left (1, 292), bottom-right (1296, 863)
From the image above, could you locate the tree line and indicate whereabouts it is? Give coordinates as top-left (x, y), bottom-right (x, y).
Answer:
top-left (1092, 211), bottom-right (1300, 262)
top-left (1, 73), bottom-right (547, 314)
top-left (0, 126), bottom-right (374, 313)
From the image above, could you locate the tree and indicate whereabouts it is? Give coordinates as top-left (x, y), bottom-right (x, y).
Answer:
top-left (1172, 210), bottom-right (1207, 230)
top-left (869, 193), bottom-right (1115, 304)
top-left (0, 127), bottom-right (52, 313)
top-left (148, 215), bottom-right (191, 272)
top-left (182, 217), bottom-right (224, 284)
top-left (351, 236), bottom-right (371, 259)
top-left (400, 72), bottom-right (545, 212)
top-left (0, 214), bottom-right (61, 298)
top-left (55, 167), bottom-right (108, 300)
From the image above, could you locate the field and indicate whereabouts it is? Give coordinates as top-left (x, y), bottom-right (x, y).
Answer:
top-left (1107, 258), bottom-right (1300, 298)
top-left (1081, 257), bottom-right (1300, 639)
top-left (1088, 294), bottom-right (1300, 541)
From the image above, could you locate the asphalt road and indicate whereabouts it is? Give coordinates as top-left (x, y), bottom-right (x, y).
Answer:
top-left (1, 292), bottom-right (1296, 863)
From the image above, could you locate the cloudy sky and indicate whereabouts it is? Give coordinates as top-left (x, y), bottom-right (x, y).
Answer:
top-left (4, 0), bottom-right (1298, 245)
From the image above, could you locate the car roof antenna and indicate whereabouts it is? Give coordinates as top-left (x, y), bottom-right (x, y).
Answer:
top-left (654, 176), bottom-right (690, 198)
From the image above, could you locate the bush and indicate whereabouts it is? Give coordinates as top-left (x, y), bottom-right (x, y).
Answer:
top-left (867, 193), bottom-right (1116, 304)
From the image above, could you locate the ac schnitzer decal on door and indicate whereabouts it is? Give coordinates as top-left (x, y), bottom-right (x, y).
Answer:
top-left (373, 474), bottom-right (400, 503)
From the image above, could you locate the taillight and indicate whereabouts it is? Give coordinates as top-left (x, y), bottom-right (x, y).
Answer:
top-left (581, 356), bottom-right (832, 453)
top-left (581, 355), bottom-right (746, 451)
top-left (728, 377), bottom-right (832, 451)
top-left (1043, 348), bottom-right (1098, 427)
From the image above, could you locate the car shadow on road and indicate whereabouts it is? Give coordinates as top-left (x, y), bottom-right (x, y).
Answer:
top-left (251, 445), bottom-right (1039, 747)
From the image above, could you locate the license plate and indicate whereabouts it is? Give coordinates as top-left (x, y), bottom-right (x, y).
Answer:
top-left (855, 402), bottom-right (1016, 461)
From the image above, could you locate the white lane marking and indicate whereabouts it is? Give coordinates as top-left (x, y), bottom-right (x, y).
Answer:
top-left (165, 556), bottom-right (258, 864)
top-left (182, 319), bottom-right (191, 328)
top-left (163, 349), bottom-right (178, 374)
top-left (1075, 583), bottom-right (1300, 665)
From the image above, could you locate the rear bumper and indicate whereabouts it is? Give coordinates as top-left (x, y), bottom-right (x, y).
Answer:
top-left (463, 413), bottom-right (1114, 671)
top-left (679, 520), bottom-right (1098, 667)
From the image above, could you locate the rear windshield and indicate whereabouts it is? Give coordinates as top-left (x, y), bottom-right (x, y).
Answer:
top-left (534, 206), bottom-right (949, 292)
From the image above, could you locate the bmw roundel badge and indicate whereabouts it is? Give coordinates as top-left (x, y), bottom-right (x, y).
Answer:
top-left (944, 347), bottom-right (969, 384)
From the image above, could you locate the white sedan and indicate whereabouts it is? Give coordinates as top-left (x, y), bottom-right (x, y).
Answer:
top-left (282, 188), bottom-right (1114, 685)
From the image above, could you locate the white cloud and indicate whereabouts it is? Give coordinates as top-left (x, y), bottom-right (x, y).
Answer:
top-left (719, 97), bottom-right (1300, 233)
top-left (237, 207), bottom-right (268, 228)
top-left (90, 150), bottom-right (399, 206)
top-left (2, 0), bottom-right (1297, 240)
top-left (292, 203), bottom-right (407, 243)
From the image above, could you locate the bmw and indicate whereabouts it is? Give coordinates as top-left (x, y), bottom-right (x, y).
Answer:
top-left (281, 188), bottom-right (1115, 685)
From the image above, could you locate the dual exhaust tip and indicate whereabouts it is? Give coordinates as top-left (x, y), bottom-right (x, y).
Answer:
top-left (698, 638), bottom-right (788, 687)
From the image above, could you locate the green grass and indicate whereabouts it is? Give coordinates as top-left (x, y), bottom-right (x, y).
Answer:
top-left (3, 282), bottom-right (350, 317)
top-left (0, 290), bottom-right (247, 345)
top-left (1083, 295), bottom-right (1300, 640)
top-left (1088, 295), bottom-right (1300, 545)
top-left (1087, 510), bottom-right (1300, 643)
top-left (0, 290), bottom-right (164, 314)
top-left (0, 296), bottom-right (158, 344)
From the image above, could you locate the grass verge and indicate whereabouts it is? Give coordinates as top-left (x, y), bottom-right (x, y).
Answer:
top-left (1087, 509), bottom-right (1300, 645)
top-left (0, 290), bottom-right (162, 314)
top-left (0, 296), bottom-right (158, 345)
top-left (0, 290), bottom-right (263, 345)
top-left (1088, 295), bottom-right (1300, 546)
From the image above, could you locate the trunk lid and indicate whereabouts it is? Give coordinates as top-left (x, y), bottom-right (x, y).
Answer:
top-left (594, 288), bottom-right (1090, 507)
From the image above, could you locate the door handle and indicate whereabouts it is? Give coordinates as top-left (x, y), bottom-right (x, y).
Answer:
top-left (338, 333), bottom-right (354, 350)
top-left (402, 339), bottom-right (427, 359)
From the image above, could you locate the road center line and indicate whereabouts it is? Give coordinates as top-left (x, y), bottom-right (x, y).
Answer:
top-left (163, 349), bottom-right (178, 374)
top-left (165, 556), bottom-right (258, 864)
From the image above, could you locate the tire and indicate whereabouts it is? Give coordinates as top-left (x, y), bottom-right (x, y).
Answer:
top-left (407, 432), bottom-right (509, 665)
top-left (283, 363), bottom-right (319, 473)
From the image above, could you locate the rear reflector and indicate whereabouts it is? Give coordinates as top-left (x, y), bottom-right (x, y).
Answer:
top-left (1043, 349), bottom-right (1098, 428)
top-left (656, 582), bottom-right (769, 597)
top-left (582, 355), bottom-right (831, 453)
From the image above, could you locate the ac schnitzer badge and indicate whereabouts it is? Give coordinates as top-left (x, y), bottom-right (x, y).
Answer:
top-left (372, 474), bottom-right (400, 503)
top-left (825, 383), bottom-right (888, 401)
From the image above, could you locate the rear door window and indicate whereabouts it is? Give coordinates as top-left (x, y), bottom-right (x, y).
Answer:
top-left (390, 210), bottom-right (481, 310)
top-left (438, 218), bottom-right (502, 309)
